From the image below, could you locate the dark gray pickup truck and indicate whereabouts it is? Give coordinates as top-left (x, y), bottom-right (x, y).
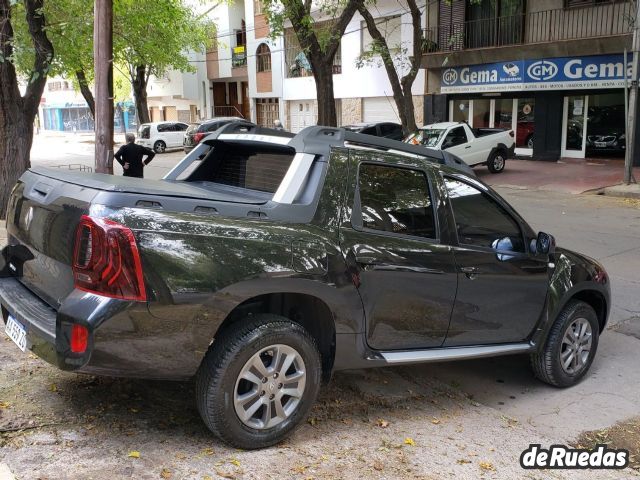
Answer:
top-left (1, 124), bottom-right (610, 449)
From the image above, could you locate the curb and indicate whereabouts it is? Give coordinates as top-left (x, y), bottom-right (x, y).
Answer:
top-left (603, 184), bottom-right (640, 199)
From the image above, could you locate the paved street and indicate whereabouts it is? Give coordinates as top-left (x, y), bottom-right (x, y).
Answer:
top-left (1, 135), bottom-right (639, 479)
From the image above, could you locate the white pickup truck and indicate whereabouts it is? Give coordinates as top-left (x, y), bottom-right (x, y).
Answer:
top-left (405, 122), bottom-right (515, 173)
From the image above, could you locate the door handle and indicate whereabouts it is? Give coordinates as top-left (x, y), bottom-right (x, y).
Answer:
top-left (464, 145), bottom-right (472, 149)
top-left (460, 266), bottom-right (480, 279)
top-left (354, 255), bottom-right (378, 266)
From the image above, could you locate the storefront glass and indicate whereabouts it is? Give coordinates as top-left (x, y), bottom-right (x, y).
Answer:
top-left (494, 99), bottom-right (513, 130)
top-left (586, 92), bottom-right (625, 157)
top-left (473, 99), bottom-right (491, 127)
top-left (451, 99), bottom-right (469, 123)
top-left (516, 98), bottom-right (534, 149)
top-left (565, 96), bottom-right (585, 152)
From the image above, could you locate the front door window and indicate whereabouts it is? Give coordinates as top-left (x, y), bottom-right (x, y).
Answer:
top-left (562, 95), bottom-right (588, 158)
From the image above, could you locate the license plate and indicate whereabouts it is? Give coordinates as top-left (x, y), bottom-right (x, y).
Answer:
top-left (5, 315), bottom-right (27, 352)
top-left (595, 142), bottom-right (607, 148)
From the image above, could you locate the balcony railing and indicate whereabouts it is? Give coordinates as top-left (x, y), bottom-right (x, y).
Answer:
top-left (213, 105), bottom-right (244, 118)
top-left (232, 45), bottom-right (247, 68)
top-left (423, 2), bottom-right (634, 54)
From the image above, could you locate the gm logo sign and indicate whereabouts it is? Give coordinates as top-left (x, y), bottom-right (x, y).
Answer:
top-left (442, 68), bottom-right (458, 85)
top-left (527, 60), bottom-right (558, 81)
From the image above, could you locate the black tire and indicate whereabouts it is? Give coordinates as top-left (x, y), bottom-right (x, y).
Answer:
top-left (531, 300), bottom-right (599, 388)
top-left (153, 140), bottom-right (166, 154)
top-left (196, 314), bottom-right (322, 449)
top-left (487, 150), bottom-right (506, 173)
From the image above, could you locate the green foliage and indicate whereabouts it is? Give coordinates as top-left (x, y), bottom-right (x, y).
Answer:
top-left (8, 0), bottom-right (215, 90)
top-left (114, 0), bottom-right (214, 80)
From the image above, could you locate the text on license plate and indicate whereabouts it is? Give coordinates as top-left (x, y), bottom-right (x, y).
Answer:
top-left (595, 142), bottom-right (607, 148)
top-left (5, 315), bottom-right (27, 352)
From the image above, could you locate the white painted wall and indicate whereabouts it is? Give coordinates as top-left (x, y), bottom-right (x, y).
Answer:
top-left (281, 0), bottom-right (426, 102)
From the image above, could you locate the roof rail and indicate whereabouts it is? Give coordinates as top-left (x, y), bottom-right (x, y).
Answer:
top-left (206, 121), bottom-right (295, 139)
top-left (288, 126), bottom-right (445, 164)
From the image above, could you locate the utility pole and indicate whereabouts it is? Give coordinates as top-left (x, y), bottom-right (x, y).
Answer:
top-left (625, 1), bottom-right (640, 184)
top-left (94, 0), bottom-right (114, 174)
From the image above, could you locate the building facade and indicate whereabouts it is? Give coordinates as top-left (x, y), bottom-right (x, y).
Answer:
top-left (206, 0), bottom-right (426, 131)
top-left (422, 0), bottom-right (635, 162)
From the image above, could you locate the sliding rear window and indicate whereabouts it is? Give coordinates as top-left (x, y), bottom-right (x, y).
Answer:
top-left (183, 141), bottom-right (296, 194)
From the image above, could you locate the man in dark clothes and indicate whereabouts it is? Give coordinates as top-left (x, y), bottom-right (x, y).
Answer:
top-left (114, 133), bottom-right (155, 178)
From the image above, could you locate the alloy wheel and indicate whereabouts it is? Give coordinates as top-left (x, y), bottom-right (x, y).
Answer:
top-left (560, 318), bottom-right (592, 375)
top-left (233, 344), bottom-right (306, 430)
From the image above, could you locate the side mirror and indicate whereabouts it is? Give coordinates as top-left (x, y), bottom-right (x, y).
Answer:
top-left (536, 232), bottom-right (556, 255)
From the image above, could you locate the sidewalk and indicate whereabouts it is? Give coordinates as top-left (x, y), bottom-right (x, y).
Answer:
top-left (477, 157), bottom-right (640, 195)
top-left (0, 222), bottom-right (6, 247)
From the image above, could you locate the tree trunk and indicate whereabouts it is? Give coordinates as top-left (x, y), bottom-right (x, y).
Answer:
top-left (311, 60), bottom-right (337, 127)
top-left (0, 102), bottom-right (34, 219)
top-left (356, 0), bottom-right (420, 136)
top-left (132, 64), bottom-right (150, 125)
top-left (0, 0), bottom-right (54, 218)
top-left (75, 69), bottom-right (95, 119)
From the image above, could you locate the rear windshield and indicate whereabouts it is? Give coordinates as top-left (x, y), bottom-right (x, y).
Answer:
top-left (183, 141), bottom-right (295, 194)
top-left (405, 129), bottom-right (446, 147)
top-left (139, 125), bottom-right (151, 139)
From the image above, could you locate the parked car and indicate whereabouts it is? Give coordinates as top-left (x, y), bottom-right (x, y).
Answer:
top-left (586, 105), bottom-right (626, 156)
top-left (137, 121), bottom-right (190, 154)
top-left (184, 117), bottom-right (255, 153)
top-left (343, 122), bottom-right (404, 140)
top-left (405, 122), bottom-right (515, 173)
top-left (1, 124), bottom-right (609, 449)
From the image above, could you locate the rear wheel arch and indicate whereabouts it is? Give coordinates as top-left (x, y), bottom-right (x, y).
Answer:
top-left (212, 292), bottom-right (336, 382)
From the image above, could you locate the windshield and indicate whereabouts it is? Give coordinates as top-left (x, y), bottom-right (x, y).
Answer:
top-left (405, 129), bottom-right (447, 147)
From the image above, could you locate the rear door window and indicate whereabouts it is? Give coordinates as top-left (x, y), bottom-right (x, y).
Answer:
top-left (357, 164), bottom-right (436, 239)
top-left (157, 123), bottom-right (171, 133)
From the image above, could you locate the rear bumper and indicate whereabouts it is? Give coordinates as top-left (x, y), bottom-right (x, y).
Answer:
top-left (0, 276), bottom-right (59, 367)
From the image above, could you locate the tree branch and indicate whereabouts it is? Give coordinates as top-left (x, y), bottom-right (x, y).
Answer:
top-left (22, 0), bottom-right (54, 117)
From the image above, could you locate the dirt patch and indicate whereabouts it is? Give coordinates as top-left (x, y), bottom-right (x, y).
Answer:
top-left (574, 417), bottom-right (640, 471)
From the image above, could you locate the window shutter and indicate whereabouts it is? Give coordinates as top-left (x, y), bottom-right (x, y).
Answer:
top-left (438, 0), bottom-right (465, 51)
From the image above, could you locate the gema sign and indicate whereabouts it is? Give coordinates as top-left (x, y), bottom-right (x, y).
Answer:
top-left (440, 54), bottom-right (631, 93)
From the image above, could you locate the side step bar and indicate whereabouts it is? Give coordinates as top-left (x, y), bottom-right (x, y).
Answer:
top-left (379, 343), bottom-right (532, 365)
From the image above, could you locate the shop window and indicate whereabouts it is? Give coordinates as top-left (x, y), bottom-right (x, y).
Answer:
top-left (451, 99), bottom-right (469, 123)
top-left (473, 99), bottom-right (491, 128)
top-left (516, 98), bottom-right (535, 149)
top-left (256, 43), bottom-right (271, 72)
top-left (586, 92), bottom-right (625, 157)
top-left (495, 99), bottom-right (513, 130)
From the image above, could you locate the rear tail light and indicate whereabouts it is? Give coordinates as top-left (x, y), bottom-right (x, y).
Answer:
top-left (70, 324), bottom-right (88, 353)
top-left (73, 215), bottom-right (147, 302)
top-left (509, 130), bottom-right (514, 137)
top-left (194, 132), bottom-right (205, 144)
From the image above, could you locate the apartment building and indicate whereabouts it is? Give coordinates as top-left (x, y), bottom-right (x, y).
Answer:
top-left (422, 0), bottom-right (635, 162)
top-left (206, 0), bottom-right (426, 131)
top-left (146, 50), bottom-right (209, 123)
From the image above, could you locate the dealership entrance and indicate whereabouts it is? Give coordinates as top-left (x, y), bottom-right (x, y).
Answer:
top-left (431, 53), bottom-right (633, 163)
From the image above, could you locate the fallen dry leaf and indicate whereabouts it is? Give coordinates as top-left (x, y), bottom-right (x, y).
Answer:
top-left (373, 460), bottom-right (384, 471)
top-left (201, 447), bottom-right (214, 456)
top-left (376, 419), bottom-right (390, 428)
top-left (203, 476), bottom-right (213, 480)
top-left (0, 402), bottom-right (10, 409)
top-left (49, 383), bottom-right (58, 392)
top-left (215, 470), bottom-right (235, 479)
top-left (160, 468), bottom-right (172, 479)
top-left (479, 461), bottom-right (495, 471)
top-left (431, 418), bottom-right (441, 425)
top-left (128, 451), bottom-right (140, 459)
top-left (404, 437), bottom-right (416, 447)
top-left (457, 459), bottom-right (472, 465)
top-left (230, 458), bottom-right (241, 467)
